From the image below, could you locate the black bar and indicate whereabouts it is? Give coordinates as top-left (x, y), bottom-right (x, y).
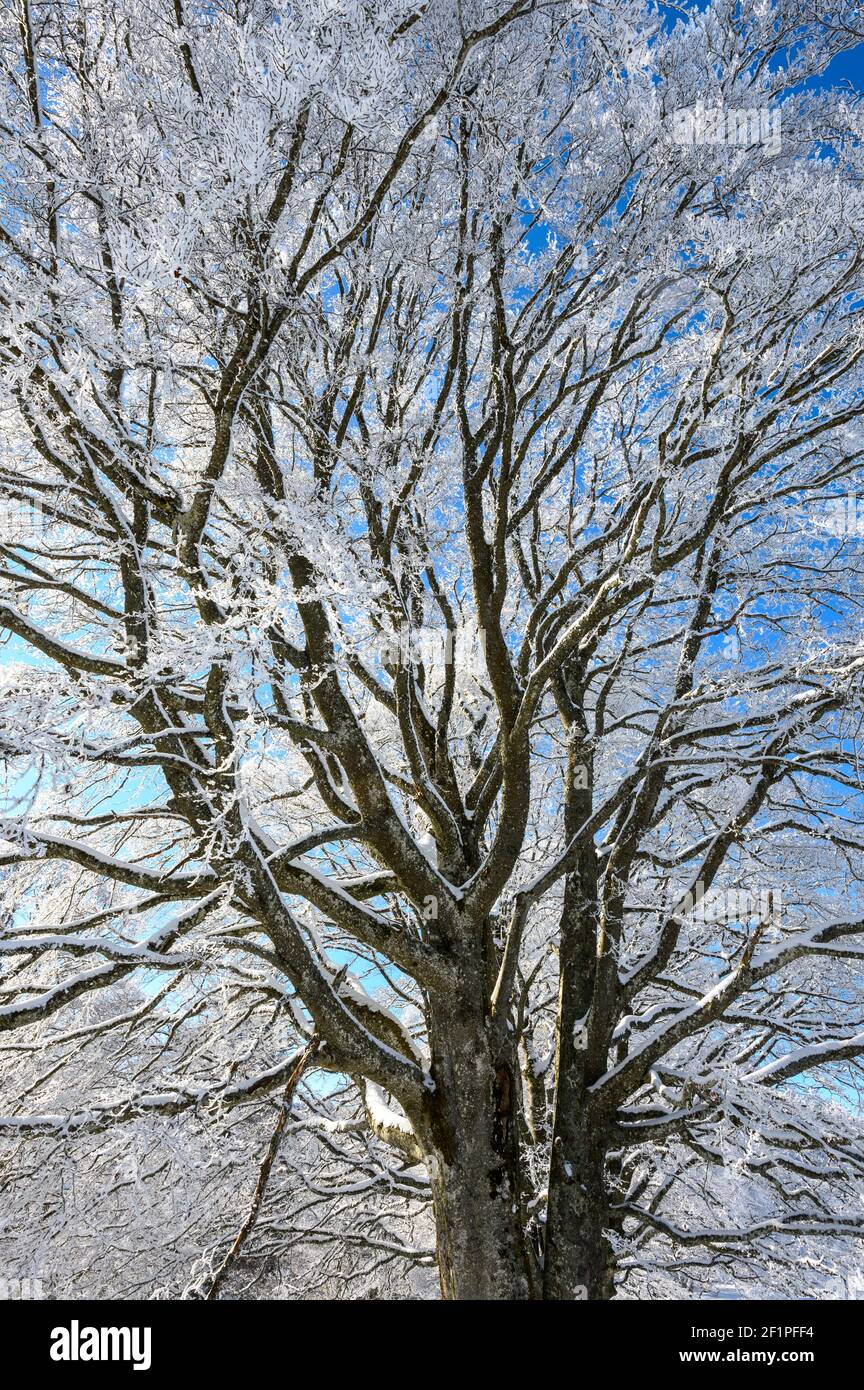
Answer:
top-left (0, 1295), bottom-right (854, 1376)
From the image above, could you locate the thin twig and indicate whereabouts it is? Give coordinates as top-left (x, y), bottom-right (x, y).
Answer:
top-left (203, 1035), bottom-right (321, 1300)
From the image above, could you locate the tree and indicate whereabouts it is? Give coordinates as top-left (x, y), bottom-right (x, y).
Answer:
top-left (2, 0), bottom-right (864, 1301)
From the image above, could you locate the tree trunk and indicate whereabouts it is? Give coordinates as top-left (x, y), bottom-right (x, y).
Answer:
top-left (540, 667), bottom-right (617, 1300)
top-left (422, 1056), bottom-right (614, 1299)
top-left (543, 1119), bottom-right (616, 1299)
top-left (419, 999), bottom-right (540, 1300)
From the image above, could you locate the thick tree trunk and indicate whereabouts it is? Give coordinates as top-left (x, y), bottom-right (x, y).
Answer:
top-left (422, 1066), bottom-right (613, 1299)
top-left (427, 1147), bottom-right (537, 1300)
top-left (540, 666), bottom-right (617, 1300)
top-left (543, 1121), bottom-right (616, 1299)
top-left (419, 998), bottom-right (540, 1300)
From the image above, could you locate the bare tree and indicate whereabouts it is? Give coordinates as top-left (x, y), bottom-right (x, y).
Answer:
top-left (2, 0), bottom-right (864, 1300)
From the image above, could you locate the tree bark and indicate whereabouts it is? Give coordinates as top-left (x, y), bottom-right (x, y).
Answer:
top-left (542, 669), bottom-right (617, 1300)
top-left (543, 1117), bottom-right (616, 1300)
top-left (420, 1025), bottom-right (614, 1300)
top-left (419, 995), bottom-right (541, 1300)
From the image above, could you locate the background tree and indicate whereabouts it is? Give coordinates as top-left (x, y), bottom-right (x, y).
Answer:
top-left (2, 0), bottom-right (864, 1300)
